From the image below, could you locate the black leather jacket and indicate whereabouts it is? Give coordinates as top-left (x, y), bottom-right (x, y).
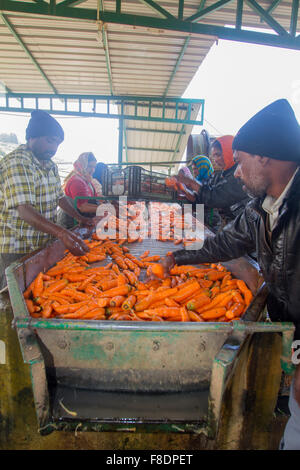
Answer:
top-left (174, 168), bottom-right (300, 339)
top-left (196, 163), bottom-right (250, 223)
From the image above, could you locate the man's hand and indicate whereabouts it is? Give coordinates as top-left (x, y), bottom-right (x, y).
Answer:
top-left (77, 215), bottom-right (95, 227)
top-left (161, 254), bottom-right (176, 276)
top-left (294, 363), bottom-right (300, 407)
top-left (57, 229), bottom-right (90, 257)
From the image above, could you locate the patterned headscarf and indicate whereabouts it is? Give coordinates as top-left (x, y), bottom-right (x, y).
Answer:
top-left (192, 155), bottom-right (214, 182)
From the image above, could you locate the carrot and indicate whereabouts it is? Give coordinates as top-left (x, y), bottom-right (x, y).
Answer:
top-left (63, 273), bottom-right (90, 282)
top-left (197, 291), bottom-right (236, 314)
top-left (201, 307), bottom-right (227, 320)
top-left (41, 300), bottom-right (53, 318)
top-left (150, 263), bottom-right (165, 279)
top-left (188, 311), bottom-right (205, 322)
top-left (98, 279), bottom-right (118, 291)
top-left (225, 302), bottom-right (244, 320)
top-left (110, 295), bottom-right (126, 307)
top-left (204, 270), bottom-right (228, 281)
top-left (60, 288), bottom-right (91, 301)
top-left (142, 255), bottom-right (161, 262)
top-left (134, 293), bottom-right (156, 312)
top-left (23, 279), bottom-right (36, 299)
top-left (165, 297), bottom-right (180, 307)
top-left (98, 298), bottom-right (110, 307)
top-left (82, 307), bottom-right (106, 319)
top-left (122, 295), bottom-right (137, 310)
top-left (25, 299), bottom-right (35, 315)
top-left (123, 270), bottom-right (138, 286)
top-left (42, 278), bottom-right (68, 295)
top-left (84, 284), bottom-right (102, 296)
top-left (180, 306), bottom-right (190, 322)
top-left (186, 295), bottom-right (211, 311)
top-left (78, 274), bottom-right (97, 291)
top-left (144, 307), bottom-right (181, 319)
top-left (98, 284), bottom-right (131, 298)
top-left (236, 280), bottom-right (253, 306)
top-left (33, 272), bottom-right (44, 298)
top-left (171, 281), bottom-right (200, 303)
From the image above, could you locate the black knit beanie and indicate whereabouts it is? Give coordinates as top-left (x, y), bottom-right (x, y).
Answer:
top-left (232, 99), bottom-right (300, 162)
top-left (26, 110), bottom-right (64, 142)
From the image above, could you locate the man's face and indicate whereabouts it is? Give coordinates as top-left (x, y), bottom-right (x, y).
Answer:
top-left (29, 135), bottom-right (62, 161)
top-left (233, 150), bottom-right (270, 198)
top-left (211, 145), bottom-right (225, 170)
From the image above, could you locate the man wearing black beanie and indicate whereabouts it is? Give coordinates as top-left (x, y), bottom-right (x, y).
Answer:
top-left (160, 99), bottom-right (300, 450)
top-left (0, 110), bottom-right (96, 289)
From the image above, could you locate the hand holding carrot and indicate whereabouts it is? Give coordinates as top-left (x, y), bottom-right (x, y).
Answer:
top-left (57, 229), bottom-right (90, 257)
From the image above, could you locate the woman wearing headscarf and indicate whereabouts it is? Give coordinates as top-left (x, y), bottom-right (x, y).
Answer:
top-left (176, 135), bottom-right (250, 227)
top-left (64, 152), bottom-right (100, 215)
top-left (191, 155), bottom-right (214, 182)
top-left (57, 152), bottom-right (100, 228)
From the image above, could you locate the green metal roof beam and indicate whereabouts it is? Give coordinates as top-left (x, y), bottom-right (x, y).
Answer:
top-left (59, 0), bottom-right (87, 6)
top-left (138, 0), bottom-right (175, 19)
top-left (163, 0), bottom-right (210, 97)
top-left (186, 0), bottom-right (233, 23)
top-left (236, 0), bottom-right (243, 29)
top-left (163, 37), bottom-right (190, 97)
top-left (125, 127), bottom-right (185, 134)
top-left (0, 1), bottom-right (300, 50)
top-left (290, 0), bottom-right (299, 36)
top-left (97, 22), bottom-right (114, 94)
top-left (246, 0), bottom-right (289, 36)
top-left (125, 147), bottom-right (180, 152)
top-left (123, 120), bottom-right (128, 163)
top-left (266, 0), bottom-right (282, 14)
top-left (0, 13), bottom-right (58, 94)
top-left (97, 0), bottom-right (114, 95)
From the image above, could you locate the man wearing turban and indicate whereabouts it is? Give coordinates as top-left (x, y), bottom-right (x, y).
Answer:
top-left (0, 110), bottom-right (94, 289)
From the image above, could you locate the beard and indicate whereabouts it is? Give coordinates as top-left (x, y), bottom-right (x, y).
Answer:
top-left (241, 180), bottom-right (268, 199)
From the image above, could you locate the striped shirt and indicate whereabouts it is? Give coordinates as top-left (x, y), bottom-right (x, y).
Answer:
top-left (0, 144), bottom-right (64, 253)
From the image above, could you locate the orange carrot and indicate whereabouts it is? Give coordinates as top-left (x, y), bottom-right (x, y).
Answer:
top-left (236, 280), bottom-right (253, 306)
top-left (180, 306), bottom-right (190, 322)
top-left (110, 295), bottom-right (126, 308)
top-left (98, 284), bottom-right (131, 298)
top-left (186, 296), bottom-right (211, 311)
top-left (201, 307), bottom-right (227, 320)
top-left (122, 295), bottom-right (137, 310)
top-left (225, 302), bottom-right (244, 320)
top-left (33, 272), bottom-right (44, 298)
top-left (150, 263), bottom-right (165, 279)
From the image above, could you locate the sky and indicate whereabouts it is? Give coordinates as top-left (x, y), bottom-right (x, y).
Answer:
top-left (1, 37), bottom-right (300, 173)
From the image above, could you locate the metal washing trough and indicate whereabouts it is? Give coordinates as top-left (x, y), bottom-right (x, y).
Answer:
top-left (5, 225), bottom-right (295, 438)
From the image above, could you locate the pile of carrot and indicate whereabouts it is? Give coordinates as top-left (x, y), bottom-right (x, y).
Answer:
top-left (23, 232), bottom-right (253, 322)
top-left (98, 201), bottom-right (201, 246)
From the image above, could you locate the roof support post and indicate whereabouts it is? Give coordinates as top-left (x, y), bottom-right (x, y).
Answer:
top-left (118, 117), bottom-right (124, 166)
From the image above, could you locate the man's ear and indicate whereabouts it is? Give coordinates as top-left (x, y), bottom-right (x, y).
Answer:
top-left (255, 155), bottom-right (270, 167)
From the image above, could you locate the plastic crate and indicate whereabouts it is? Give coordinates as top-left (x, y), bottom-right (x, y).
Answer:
top-left (102, 165), bottom-right (176, 201)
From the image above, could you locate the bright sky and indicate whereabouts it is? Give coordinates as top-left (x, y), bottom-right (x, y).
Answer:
top-left (1, 37), bottom-right (300, 172)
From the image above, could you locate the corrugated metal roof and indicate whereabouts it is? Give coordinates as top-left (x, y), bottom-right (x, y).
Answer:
top-left (0, 0), bottom-right (299, 166)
